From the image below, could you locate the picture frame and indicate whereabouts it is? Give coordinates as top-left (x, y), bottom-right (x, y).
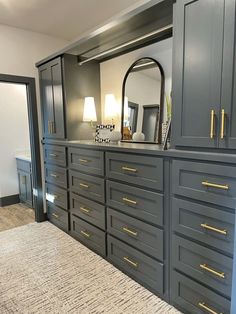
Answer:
top-left (95, 124), bottom-right (115, 143)
top-left (163, 119), bottom-right (171, 150)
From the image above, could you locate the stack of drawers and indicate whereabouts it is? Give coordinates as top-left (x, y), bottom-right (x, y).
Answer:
top-left (171, 160), bottom-right (235, 314)
top-left (106, 152), bottom-right (165, 295)
top-left (44, 144), bottom-right (69, 232)
top-left (68, 148), bottom-right (106, 257)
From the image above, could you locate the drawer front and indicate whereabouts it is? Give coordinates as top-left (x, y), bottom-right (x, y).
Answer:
top-left (47, 203), bottom-right (69, 232)
top-left (107, 235), bottom-right (164, 295)
top-left (44, 145), bottom-right (66, 167)
top-left (107, 208), bottom-right (163, 261)
top-left (70, 193), bottom-right (105, 230)
top-left (172, 235), bottom-right (233, 298)
top-left (71, 215), bottom-right (106, 257)
top-left (68, 147), bottom-right (104, 176)
top-left (106, 180), bottom-right (163, 226)
top-left (69, 170), bottom-right (105, 203)
top-left (46, 183), bottom-right (68, 210)
top-left (16, 159), bottom-right (31, 172)
top-left (45, 164), bottom-right (67, 188)
top-left (172, 198), bottom-right (234, 255)
top-left (106, 152), bottom-right (163, 191)
top-left (172, 160), bottom-right (236, 209)
top-left (172, 271), bottom-right (230, 314)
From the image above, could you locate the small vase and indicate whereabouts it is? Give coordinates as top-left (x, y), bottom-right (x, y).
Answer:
top-left (109, 131), bottom-right (122, 142)
top-left (132, 132), bottom-right (145, 141)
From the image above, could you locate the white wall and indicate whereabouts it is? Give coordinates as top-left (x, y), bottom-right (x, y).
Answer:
top-left (100, 38), bottom-right (172, 129)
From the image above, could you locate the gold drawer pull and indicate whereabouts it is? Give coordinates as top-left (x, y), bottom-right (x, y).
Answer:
top-left (202, 181), bottom-right (229, 190)
top-left (50, 173), bottom-right (58, 178)
top-left (122, 197), bottom-right (137, 205)
top-left (80, 230), bottom-right (91, 238)
top-left (220, 109), bottom-right (226, 139)
top-left (79, 158), bottom-right (89, 163)
top-left (123, 256), bottom-right (138, 268)
top-left (200, 223), bottom-right (227, 235)
top-left (122, 227), bottom-right (138, 236)
top-left (52, 213), bottom-right (59, 218)
top-left (122, 166), bottom-right (137, 173)
top-left (210, 109), bottom-right (215, 139)
top-left (200, 264), bottom-right (225, 279)
top-left (49, 153), bottom-right (57, 157)
top-left (80, 206), bottom-right (90, 213)
top-left (198, 302), bottom-right (222, 314)
top-left (80, 183), bottom-right (89, 189)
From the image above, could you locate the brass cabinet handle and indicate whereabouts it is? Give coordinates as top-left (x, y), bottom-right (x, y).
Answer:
top-left (123, 256), bottom-right (138, 268)
top-left (200, 223), bottom-right (227, 235)
top-left (51, 121), bottom-right (55, 134)
top-left (122, 227), bottom-right (138, 237)
top-left (80, 206), bottom-right (90, 214)
top-left (52, 213), bottom-right (59, 218)
top-left (198, 302), bottom-right (222, 314)
top-left (49, 153), bottom-right (57, 157)
top-left (122, 197), bottom-right (137, 205)
top-left (202, 181), bottom-right (229, 190)
top-left (79, 159), bottom-right (89, 163)
top-left (50, 173), bottom-right (58, 178)
top-left (200, 263), bottom-right (225, 279)
top-left (80, 183), bottom-right (89, 189)
top-left (220, 109), bottom-right (226, 139)
top-left (122, 166), bottom-right (137, 173)
top-left (80, 230), bottom-right (91, 238)
top-left (210, 110), bottom-right (215, 139)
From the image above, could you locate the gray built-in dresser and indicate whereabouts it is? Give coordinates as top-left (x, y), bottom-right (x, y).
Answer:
top-left (37, 0), bottom-right (236, 313)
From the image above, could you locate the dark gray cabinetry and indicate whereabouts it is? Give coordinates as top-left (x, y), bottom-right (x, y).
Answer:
top-left (172, 0), bottom-right (236, 149)
top-left (16, 158), bottom-right (33, 208)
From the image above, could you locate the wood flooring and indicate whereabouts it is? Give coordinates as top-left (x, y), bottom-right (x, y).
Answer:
top-left (0, 203), bottom-right (35, 232)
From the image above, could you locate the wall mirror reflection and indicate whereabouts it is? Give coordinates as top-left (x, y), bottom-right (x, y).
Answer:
top-left (121, 57), bottom-right (164, 143)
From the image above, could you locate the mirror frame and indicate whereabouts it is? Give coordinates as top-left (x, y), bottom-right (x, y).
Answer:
top-left (121, 57), bottom-right (165, 144)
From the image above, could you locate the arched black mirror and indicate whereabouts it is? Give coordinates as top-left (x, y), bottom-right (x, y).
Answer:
top-left (121, 57), bottom-right (165, 143)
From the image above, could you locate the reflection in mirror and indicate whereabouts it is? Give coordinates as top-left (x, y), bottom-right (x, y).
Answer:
top-left (122, 57), bottom-right (164, 143)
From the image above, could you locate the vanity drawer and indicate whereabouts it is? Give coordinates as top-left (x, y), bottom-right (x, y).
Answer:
top-left (106, 180), bottom-right (163, 226)
top-left (172, 235), bottom-right (233, 298)
top-left (45, 164), bottom-right (67, 188)
top-left (107, 208), bottom-right (163, 261)
top-left (44, 145), bottom-right (66, 167)
top-left (16, 159), bottom-right (31, 172)
top-left (107, 235), bottom-right (164, 295)
top-left (46, 183), bottom-right (68, 210)
top-left (71, 215), bottom-right (106, 257)
top-left (70, 193), bottom-right (105, 230)
top-left (172, 271), bottom-right (230, 314)
top-left (172, 198), bottom-right (234, 255)
top-left (69, 170), bottom-right (105, 203)
top-left (68, 147), bottom-right (104, 176)
top-left (47, 203), bottom-right (69, 232)
top-left (172, 160), bottom-right (236, 209)
top-left (106, 152), bottom-right (163, 191)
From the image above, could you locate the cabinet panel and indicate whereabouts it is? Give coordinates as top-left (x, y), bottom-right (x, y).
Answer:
top-left (18, 170), bottom-right (32, 207)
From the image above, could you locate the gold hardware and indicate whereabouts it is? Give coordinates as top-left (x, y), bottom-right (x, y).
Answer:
top-left (200, 223), bottom-right (227, 235)
top-left (49, 153), bottom-right (57, 157)
top-left (48, 121), bottom-right (51, 134)
top-left (52, 213), bottom-right (59, 218)
top-left (198, 302), bottom-right (222, 314)
top-left (123, 256), bottom-right (138, 268)
top-left (202, 181), bottom-right (229, 190)
top-left (80, 183), bottom-right (89, 188)
top-left (220, 109), bottom-right (226, 139)
top-left (210, 110), bottom-right (215, 139)
top-left (200, 264), bottom-right (225, 279)
top-left (80, 206), bottom-right (90, 213)
top-left (122, 166), bottom-right (137, 173)
top-left (122, 227), bottom-right (138, 237)
top-left (122, 197), bottom-right (137, 205)
top-left (80, 230), bottom-right (91, 238)
top-left (79, 159), bottom-right (89, 163)
top-left (50, 173), bottom-right (58, 178)
top-left (51, 121), bottom-right (55, 134)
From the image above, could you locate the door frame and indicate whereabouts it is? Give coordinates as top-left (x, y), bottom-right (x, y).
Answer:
top-left (0, 73), bottom-right (44, 222)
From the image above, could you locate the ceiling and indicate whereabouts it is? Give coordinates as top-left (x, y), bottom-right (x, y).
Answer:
top-left (0, 0), bottom-right (143, 41)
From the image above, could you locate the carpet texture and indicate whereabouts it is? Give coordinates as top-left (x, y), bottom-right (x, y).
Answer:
top-left (0, 222), bottom-right (181, 314)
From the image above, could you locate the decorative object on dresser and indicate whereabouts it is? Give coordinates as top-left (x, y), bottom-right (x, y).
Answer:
top-left (132, 132), bottom-right (145, 141)
top-left (108, 130), bottom-right (122, 143)
top-left (95, 124), bottom-right (115, 143)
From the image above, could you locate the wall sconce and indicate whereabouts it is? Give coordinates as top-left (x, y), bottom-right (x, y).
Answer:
top-left (83, 97), bottom-right (97, 127)
top-left (104, 93), bottom-right (117, 125)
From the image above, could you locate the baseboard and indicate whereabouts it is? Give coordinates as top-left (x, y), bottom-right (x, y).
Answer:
top-left (0, 194), bottom-right (20, 207)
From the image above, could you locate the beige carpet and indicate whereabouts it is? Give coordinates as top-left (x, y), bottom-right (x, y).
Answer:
top-left (0, 222), bottom-right (181, 314)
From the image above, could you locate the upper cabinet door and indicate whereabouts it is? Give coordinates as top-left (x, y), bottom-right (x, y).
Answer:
top-left (220, 0), bottom-right (236, 149)
top-left (172, 0), bottom-right (225, 148)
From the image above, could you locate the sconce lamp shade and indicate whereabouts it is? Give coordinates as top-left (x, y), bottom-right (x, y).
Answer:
top-left (83, 97), bottom-right (97, 122)
top-left (104, 94), bottom-right (117, 120)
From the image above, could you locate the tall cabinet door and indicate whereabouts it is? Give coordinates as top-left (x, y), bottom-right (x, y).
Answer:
top-left (172, 0), bottom-right (225, 148)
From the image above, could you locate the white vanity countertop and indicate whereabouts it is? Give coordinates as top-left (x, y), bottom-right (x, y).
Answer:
top-left (15, 153), bottom-right (31, 162)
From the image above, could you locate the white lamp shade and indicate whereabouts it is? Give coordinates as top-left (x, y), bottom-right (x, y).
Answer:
top-left (104, 94), bottom-right (117, 120)
top-left (83, 97), bottom-right (97, 122)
